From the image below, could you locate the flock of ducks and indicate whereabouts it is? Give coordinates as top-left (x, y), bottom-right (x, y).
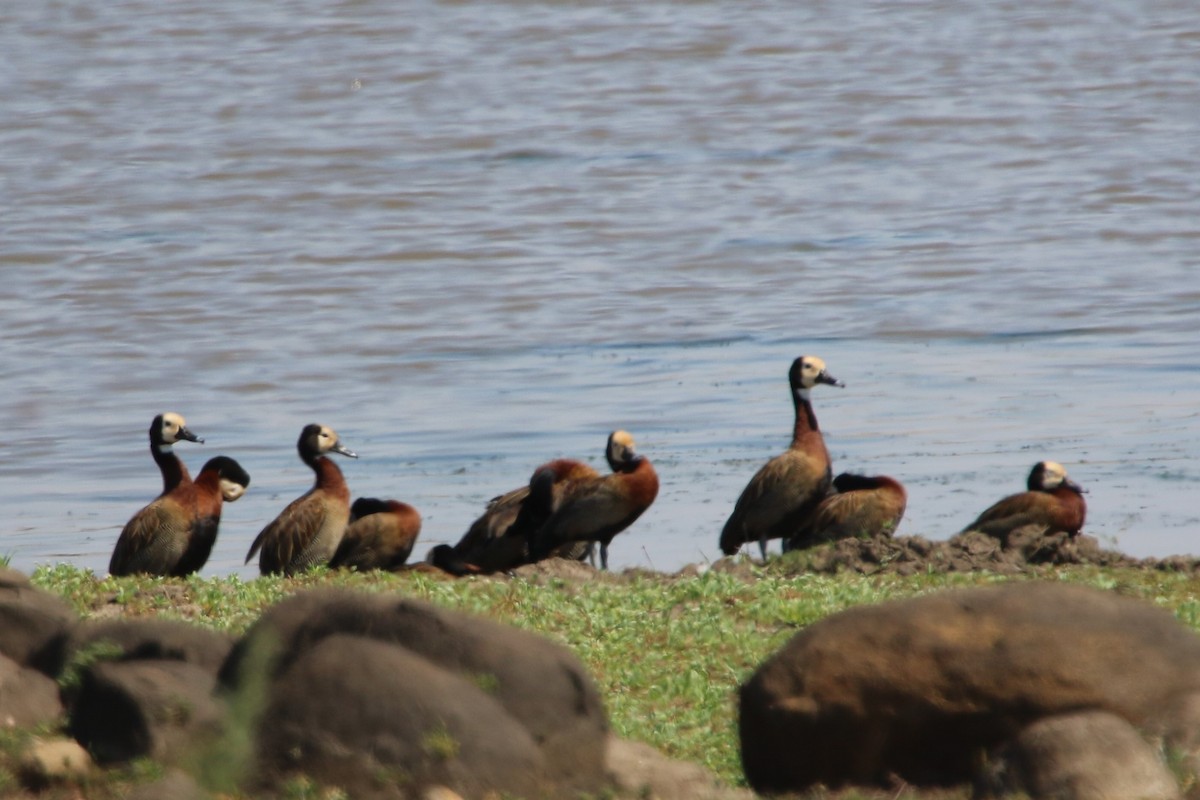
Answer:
top-left (107, 355), bottom-right (1088, 579)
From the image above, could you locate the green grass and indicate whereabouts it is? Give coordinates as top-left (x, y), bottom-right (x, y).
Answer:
top-left (22, 561), bottom-right (1200, 796)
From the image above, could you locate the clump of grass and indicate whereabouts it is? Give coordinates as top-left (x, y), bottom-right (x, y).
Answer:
top-left (420, 725), bottom-right (460, 761)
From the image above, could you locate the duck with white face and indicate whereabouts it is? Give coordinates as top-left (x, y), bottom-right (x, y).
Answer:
top-left (720, 355), bottom-right (845, 560)
top-left (109, 413), bottom-right (249, 577)
top-left (528, 429), bottom-right (660, 571)
top-left (961, 460), bottom-right (1088, 542)
top-left (245, 423), bottom-right (358, 576)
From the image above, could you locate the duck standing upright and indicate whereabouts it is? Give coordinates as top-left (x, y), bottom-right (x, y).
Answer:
top-left (329, 497), bottom-right (422, 572)
top-left (961, 460), bottom-right (1087, 541)
top-left (720, 355), bottom-right (844, 560)
top-left (529, 430), bottom-right (659, 570)
top-left (110, 412), bottom-right (207, 576)
top-left (245, 424), bottom-right (357, 576)
top-left (786, 471), bottom-right (907, 550)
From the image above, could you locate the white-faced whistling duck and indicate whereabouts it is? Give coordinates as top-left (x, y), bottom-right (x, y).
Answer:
top-left (719, 355), bottom-right (844, 560)
top-left (529, 430), bottom-right (659, 571)
top-left (961, 460), bottom-right (1087, 542)
top-left (329, 497), bottom-right (422, 572)
top-left (245, 423), bottom-right (357, 576)
top-left (109, 412), bottom-right (228, 577)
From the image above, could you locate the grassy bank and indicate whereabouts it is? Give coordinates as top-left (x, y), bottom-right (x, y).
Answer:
top-left (21, 560), bottom-right (1200, 795)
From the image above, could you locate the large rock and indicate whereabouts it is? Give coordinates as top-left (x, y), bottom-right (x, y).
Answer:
top-left (255, 634), bottom-right (550, 799)
top-left (63, 617), bottom-right (234, 675)
top-left (0, 575), bottom-right (78, 674)
top-left (68, 660), bottom-right (226, 765)
top-left (0, 654), bottom-right (64, 729)
top-left (739, 581), bottom-right (1200, 793)
top-left (985, 710), bottom-right (1180, 800)
top-left (220, 588), bottom-right (611, 798)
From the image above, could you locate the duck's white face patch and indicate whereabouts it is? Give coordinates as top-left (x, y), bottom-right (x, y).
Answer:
top-left (220, 478), bottom-right (247, 502)
top-left (608, 430), bottom-right (637, 464)
top-left (798, 356), bottom-right (828, 389)
top-left (1040, 461), bottom-right (1068, 489)
top-left (317, 426), bottom-right (338, 454)
top-left (160, 412), bottom-right (189, 444)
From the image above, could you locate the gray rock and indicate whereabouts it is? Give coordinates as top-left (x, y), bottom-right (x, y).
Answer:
top-left (69, 659), bottom-right (226, 765)
top-left (63, 617), bottom-right (234, 675)
top-left (987, 710), bottom-right (1180, 800)
top-left (0, 578), bottom-right (78, 674)
top-left (0, 653), bottom-right (64, 729)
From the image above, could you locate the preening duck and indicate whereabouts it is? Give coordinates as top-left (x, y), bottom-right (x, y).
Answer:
top-left (786, 472), bottom-right (906, 550)
top-left (529, 430), bottom-right (659, 571)
top-left (329, 497), bottom-right (422, 572)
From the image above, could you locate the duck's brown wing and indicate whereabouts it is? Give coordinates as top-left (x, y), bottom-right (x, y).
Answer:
top-left (793, 487), bottom-right (906, 547)
top-left (720, 450), bottom-right (830, 554)
top-left (109, 499), bottom-right (187, 576)
top-left (962, 491), bottom-right (1057, 537)
top-left (456, 485), bottom-right (527, 554)
top-left (247, 495), bottom-right (329, 575)
top-left (332, 510), bottom-right (420, 571)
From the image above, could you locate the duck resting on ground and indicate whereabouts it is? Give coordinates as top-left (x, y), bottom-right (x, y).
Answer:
top-left (960, 460), bottom-right (1087, 542)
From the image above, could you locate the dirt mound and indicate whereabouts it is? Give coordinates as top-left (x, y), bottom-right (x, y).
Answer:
top-left (770, 526), bottom-right (1174, 577)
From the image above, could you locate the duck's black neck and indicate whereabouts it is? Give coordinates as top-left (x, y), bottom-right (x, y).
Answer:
top-left (152, 443), bottom-right (190, 494)
top-left (792, 388), bottom-right (820, 443)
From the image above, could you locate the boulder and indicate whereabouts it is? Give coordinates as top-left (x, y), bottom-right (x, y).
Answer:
top-left (739, 581), bottom-right (1200, 793)
top-left (0, 653), bottom-right (64, 729)
top-left (0, 577), bottom-right (78, 674)
top-left (63, 617), bottom-right (234, 675)
top-left (220, 588), bottom-right (609, 792)
top-left (985, 710), bottom-right (1180, 800)
top-left (69, 659), bottom-right (226, 765)
top-left (253, 634), bottom-right (552, 800)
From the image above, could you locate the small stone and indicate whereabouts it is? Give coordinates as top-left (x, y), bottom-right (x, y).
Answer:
top-left (422, 787), bottom-right (465, 800)
top-left (19, 738), bottom-right (92, 786)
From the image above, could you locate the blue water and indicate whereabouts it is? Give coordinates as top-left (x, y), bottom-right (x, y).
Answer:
top-left (1, 0), bottom-right (1197, 578)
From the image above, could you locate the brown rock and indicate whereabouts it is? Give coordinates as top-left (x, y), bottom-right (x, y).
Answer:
top-left (739, 581), bottom-right (1200, 793)
top-left (220, 588), bottom-right (609, 792)
top-left (989, 711), bottom-right (1180, 800)
top-left (606, 737), bottom-right (755, 800)
top-left (254, 634), bottom-right (550, 800)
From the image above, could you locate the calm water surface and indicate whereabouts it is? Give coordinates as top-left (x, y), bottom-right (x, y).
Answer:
top-left (2, 0), bottom-right (1198, 579)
